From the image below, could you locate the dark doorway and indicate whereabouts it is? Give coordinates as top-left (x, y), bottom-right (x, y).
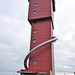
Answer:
top-left (21, 73), bottom-right (37, 75)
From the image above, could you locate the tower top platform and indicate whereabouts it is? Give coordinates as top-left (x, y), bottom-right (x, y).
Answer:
top-left (28, 0), bottom-right (55, 11)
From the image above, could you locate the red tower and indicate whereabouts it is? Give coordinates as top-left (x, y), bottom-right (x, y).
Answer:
top-left (17, 0), bottom-right (57, 75)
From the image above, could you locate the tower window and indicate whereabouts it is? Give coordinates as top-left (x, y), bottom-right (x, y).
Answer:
top-left (33, 52), bottom-right (35, 53)
top-left (33, 11), bottom-right (36, 14)
top-left (33, 40), bottom-right (36, 43)
top-left (33, 30), bottom-right (36, 33)
top-left (33, 61), bottom-right (37, 65)
top-left (33, 22), bottom-right (37, 25)
top-left (33, 3), bottom-right (37, 6)
top-left (33, 51), bottom-right (35, 54)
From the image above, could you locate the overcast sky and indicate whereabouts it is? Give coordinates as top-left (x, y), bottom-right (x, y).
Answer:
top-left (0, 0), bottom-right (75, 75)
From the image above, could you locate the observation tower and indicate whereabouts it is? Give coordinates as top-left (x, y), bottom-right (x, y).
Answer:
top-left (17, 0), bottom-right (58, 75)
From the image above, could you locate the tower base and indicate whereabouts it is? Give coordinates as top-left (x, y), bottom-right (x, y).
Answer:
top-left (17, 69), bottom-right (50, 75)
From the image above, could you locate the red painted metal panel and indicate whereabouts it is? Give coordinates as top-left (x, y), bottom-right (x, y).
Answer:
top-left (28, 0), bottom-right (52, 21)
top-left (28, 18), bottom-right (54, 75)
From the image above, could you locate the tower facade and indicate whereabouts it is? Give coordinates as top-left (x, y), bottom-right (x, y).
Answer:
top-left (18, 0), bottom-right (57, 75)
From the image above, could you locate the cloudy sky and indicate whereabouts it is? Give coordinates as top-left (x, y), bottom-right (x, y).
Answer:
top-left (0, 0), bottom-right (75, 75)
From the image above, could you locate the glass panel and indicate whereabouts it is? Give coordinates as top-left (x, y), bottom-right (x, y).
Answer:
top-left (33, 51), bottom-right (35, 54)
top-left (33, 22), bottom-right (37, 25)
top-left (33, 61), bottom-right (37, 65)
top-left (33, 40), bottom-right (36, 43)
top-left (33, 30), bottom-right (36, 33)
top-left (33, 11), bottom-right (36, 14)
top-left (21, 74), bottom-right (24, 75)
top-left (33, 3), bottom-right (37, 6)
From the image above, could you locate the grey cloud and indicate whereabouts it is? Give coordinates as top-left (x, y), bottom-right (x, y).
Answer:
top-left (54, 0), bottom-right (75, 73)
top-left (0, 0), bottom-right (30, 75)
